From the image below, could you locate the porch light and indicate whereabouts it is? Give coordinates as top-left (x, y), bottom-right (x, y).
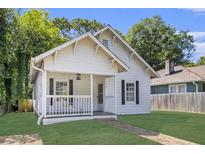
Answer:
top-left (76, 73), bottom-right (81, 80)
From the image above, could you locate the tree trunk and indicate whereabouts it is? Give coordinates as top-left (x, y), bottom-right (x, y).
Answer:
top-left (4, 78), bottom-right (12, 112)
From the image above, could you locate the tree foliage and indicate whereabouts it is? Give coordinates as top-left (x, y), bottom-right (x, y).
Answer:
top-left (126, 16), bottom-right (195, 70)
top-left (0, 9), bottom-right (17, 110)
top-left (52, 17), bottom-right (71, 39)
top-left (0, 9), bottom-right (66, 111)
top-left (197, 56), bottom-right (205, 65)
top-left (70, 18), bottom-right (105, 37)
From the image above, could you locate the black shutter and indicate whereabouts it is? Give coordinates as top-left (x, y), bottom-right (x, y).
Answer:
top-left (136, 81), bottom-right (139, 104)
top-left (49, 78), bottom-right (54, 105)
top-left (69, 80), bottom-right (73, 104)
top-left (49, 78), bottom-right (54, 95)
top-left (121, 80), bottom-right (125, 105)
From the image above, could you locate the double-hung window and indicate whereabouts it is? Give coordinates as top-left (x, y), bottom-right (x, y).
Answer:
top-left (126, 82), bottom-right (135, 101)
top-left (55, 81), bottom-right (68, 95)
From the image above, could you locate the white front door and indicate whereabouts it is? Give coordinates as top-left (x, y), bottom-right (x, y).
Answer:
top-left (97, 84), bottom-right (103, 111)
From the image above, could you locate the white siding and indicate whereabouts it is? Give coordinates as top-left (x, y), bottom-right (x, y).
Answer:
top-left (34, 29), bottom-right (152, 117)
top-left (116, 59), bottom-right (151, 114)
top-left (34, 72), bottom-right (42, 115)
top-left (104, 77), bottom-right (115, 113)
top-left (100, 30), bottom-right (151, 114)
top-left (99, 31), bottom-right (130, 65)
top-left (44, 37), bottom-right (118, 75)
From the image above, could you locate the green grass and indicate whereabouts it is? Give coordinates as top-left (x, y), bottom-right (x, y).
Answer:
top-left (119, 111), bottom-right (205, 144)
top-left (0, 112), bottom-right (157, 145)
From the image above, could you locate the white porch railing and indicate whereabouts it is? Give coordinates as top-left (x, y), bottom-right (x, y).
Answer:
top-left (46, 95), bottom-right (92, 117)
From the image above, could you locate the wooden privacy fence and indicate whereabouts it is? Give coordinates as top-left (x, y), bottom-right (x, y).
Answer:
top-left (151, 92), bottom-right (205, 113)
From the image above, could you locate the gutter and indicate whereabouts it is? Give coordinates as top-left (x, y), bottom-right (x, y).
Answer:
top-left (192, 82), bottom-right (199, 92)
top-left (31, 58), bottom-right (45, 125)
top-left (31, 58), bottom-right (44, 74)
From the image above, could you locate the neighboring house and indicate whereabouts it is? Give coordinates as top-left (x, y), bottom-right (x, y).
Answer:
top-left (151, 60), bottom-right (205, 94)
top-left (30, 25), bottom-right (158, 125)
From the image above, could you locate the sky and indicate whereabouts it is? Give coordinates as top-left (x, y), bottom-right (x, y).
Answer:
top-left (46, 8), bottom-right (205, 62)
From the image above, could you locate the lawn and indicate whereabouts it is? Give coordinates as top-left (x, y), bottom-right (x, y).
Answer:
top-left (119, 111), bottom-right (205, 144)
top-left (0, 112), bottom-right (157, 145)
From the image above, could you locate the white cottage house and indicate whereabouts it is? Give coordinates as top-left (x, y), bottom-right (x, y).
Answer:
top-left (30, 25), bottom-right (159, 125)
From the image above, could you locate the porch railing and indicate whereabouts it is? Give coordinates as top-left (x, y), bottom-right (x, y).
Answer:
top-left (46, 95), bottom-right (92, 117)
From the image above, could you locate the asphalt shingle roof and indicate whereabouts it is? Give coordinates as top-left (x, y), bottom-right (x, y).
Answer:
top-left (151, 65), bottom-right (205, 86)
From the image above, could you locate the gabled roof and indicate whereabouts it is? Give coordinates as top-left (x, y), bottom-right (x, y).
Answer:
top-left (33, 32), bottom-right (129, 71)
top-left (151, 65), bottom-right (205, 86)
top-left (94, 25), bottom-right (159, 78)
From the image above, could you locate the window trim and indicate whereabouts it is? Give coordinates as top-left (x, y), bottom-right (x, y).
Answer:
top-left (102, 39), bottom-right (109, 48)
top-left (168, 84), bottom-right (187, 94)
top-left (125, 81), bottom-right (136, 102)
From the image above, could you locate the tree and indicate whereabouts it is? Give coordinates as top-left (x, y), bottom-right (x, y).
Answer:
top-left (15, 9), bottom-right (66, 100)
top-left (0, 9), bottom-right (66, 112)
top-left (197, 56), bottom-right (205, 65)
top-left (126, 16), bottom-right (195, 70)
top-left (0, 9), bottom-right (17, 111)
top-left (52, 17), bottom-right (71, 40)
top-left (70, 18), bottom-right (105, 37)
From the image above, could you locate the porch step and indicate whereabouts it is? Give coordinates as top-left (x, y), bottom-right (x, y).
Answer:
top-left (42, 114), bottom-right (117, 125)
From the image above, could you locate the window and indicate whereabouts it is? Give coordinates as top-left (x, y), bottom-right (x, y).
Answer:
top-left (55, 81), bottom-right (68, 95)
top-left (178, 84), bottom-right (186, 93)
top-left (169, 84), bottom-right (186, 93)
top-left (102, 39), bottom-right (109, 48)
top-left (169, 85), bottom-right (177, 93)
top-left (126, 82), bottom-right (135, 101)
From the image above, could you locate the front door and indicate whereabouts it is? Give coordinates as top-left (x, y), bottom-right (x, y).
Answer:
top-left (97, 84), bottom-right (103, 111)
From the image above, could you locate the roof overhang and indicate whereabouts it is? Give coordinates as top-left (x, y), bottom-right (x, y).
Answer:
top-left (94, 26), bottom-right (159, 78)
top-left (32, 32), bottom-right (129, 74)
top-left (151, 79), bottom-right (205, 86)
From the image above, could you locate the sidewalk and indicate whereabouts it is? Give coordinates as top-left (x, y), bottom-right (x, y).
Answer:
top-left (97, 119), bottom-right (198, 145)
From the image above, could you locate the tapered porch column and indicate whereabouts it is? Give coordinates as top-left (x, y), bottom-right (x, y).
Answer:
top-left (90, 74), bottom-right (93, 115)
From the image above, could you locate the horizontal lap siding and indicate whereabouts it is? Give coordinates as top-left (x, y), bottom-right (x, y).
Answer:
top-left (100, 30), bottom-right (151, 115)
top-left (116, 65), bottom-right (151, 114)
top-left (44, 37), bottom-right (118, 75)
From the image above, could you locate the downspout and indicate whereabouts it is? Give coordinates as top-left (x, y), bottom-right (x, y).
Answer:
top-left (31, 58), bottom-right (44, 125)
top-left (193, 82), bottom-right (199, 92)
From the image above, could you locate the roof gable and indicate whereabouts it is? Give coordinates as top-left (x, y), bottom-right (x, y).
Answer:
top-left (94, 25), bottom-right (159, 78)
top-left (33, 32), bottom-right (129, 71)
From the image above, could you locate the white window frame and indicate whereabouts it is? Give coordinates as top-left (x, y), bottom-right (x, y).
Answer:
top-left (54, 79), bottom-right (69, 95)
top-left (169, 84), bottom-right (187, 94)
top-left (125, 81), bottom-right (135, 102)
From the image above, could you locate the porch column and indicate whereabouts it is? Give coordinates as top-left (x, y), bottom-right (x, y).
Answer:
top-left (90, 74), bottom-right (93, 115)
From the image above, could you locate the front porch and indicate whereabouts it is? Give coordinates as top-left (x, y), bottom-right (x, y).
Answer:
top-left (36, 71), bottom-right (117, 124)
